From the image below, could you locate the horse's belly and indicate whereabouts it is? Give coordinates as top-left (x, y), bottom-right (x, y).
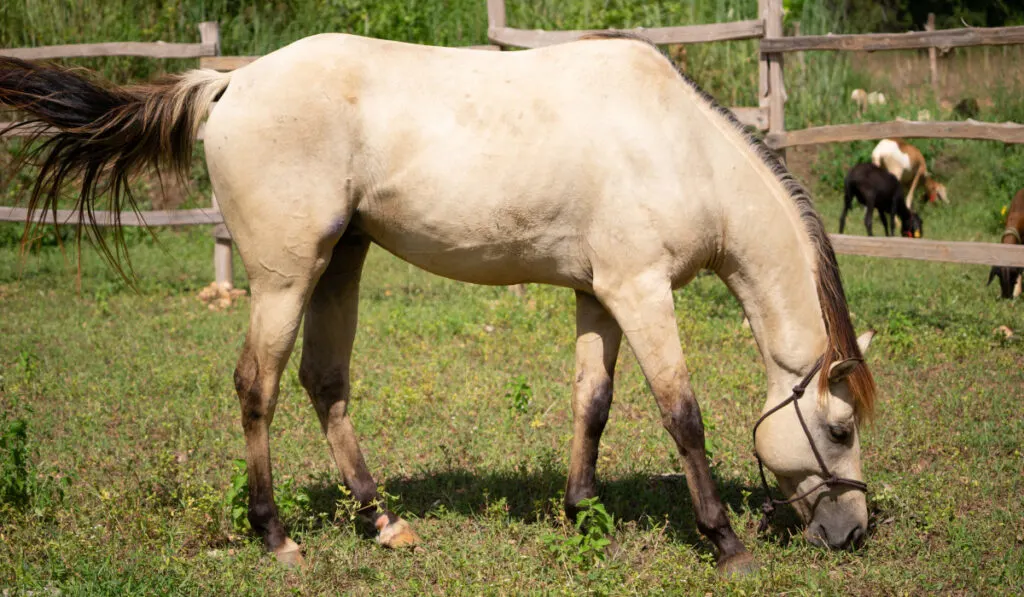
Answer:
top-left (353, 211), bottom-right (590, 289)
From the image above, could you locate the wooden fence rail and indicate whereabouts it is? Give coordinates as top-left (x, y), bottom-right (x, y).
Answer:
top-left (0, 41), bottom-right (217, 60)
top-left (766, 119), bottom-right (1024, 149)
top-left (487, 20), bottom-right (764, 48)
top-left (760, 24), bottom-right (1024, 53)
top-left (0, 207), bottom-right (224, 227)
top-left (830, 235), bottom-right (1024, 268)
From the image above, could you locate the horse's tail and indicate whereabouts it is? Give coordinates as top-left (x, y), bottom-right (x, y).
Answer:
top-left (0, 57), bottom-right (232, 271)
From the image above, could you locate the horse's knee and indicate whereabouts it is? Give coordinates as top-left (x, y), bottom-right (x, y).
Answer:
top-left (573, 374), bottom-right (613, 438)
top-left (234, 347), bottom-right (269, 423)
top-left (660, 391), bottom-right (704, 444)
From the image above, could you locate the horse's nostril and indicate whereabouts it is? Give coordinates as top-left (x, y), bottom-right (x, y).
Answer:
top-left (844, 525), bottom-right (866, 550)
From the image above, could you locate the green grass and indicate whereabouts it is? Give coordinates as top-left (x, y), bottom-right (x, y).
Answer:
top-left (1, 0), bottom-right (1023, 594)
top-left (1, 199), bottom-right (1022, 595)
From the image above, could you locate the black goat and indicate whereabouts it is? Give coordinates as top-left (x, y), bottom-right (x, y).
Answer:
top-left (840, 162), bottom-right (923, 238)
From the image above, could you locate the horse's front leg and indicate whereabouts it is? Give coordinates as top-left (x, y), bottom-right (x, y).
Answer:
top-left (298, 231), bottom-right (418, 548)
top-left (596, 272), bottom-right (755, 577)
top-left (564, 291), bottom-right (623, 522)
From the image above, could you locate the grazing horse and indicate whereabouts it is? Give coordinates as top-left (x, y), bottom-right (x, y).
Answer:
top-left (0, 33), bottom-right (878, 574)
top-left (871, 138), bottom-right (948, 209)
top-left (989, 189), bottom-right (1024, 299)
top-left (840, 163), bottom-right (923, 238)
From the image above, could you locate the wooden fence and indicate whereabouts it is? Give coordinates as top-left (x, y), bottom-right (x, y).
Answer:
top-left (3, 8), bottom-right (1024, 273)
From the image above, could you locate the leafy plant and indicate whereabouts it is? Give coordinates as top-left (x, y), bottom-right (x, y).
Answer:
top-left (225, 458), bottom-right (249, 533)
top-left (542, 497), bottom-right (614, 569)
top-left (0, 400), bottom-right (65, 515)
top-left (225, 458), bottom-right (311, 534)
top-left (505, 375), bottom-right (532, 415)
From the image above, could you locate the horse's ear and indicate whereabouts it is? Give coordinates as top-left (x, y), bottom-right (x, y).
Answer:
top-left (856, 330), bottom-right (875, 355)
top-left (828, 358), bottom-right (861, 384)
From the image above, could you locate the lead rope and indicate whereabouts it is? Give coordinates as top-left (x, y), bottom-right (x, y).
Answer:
top-left (751, 357), bottom-right (868, 534)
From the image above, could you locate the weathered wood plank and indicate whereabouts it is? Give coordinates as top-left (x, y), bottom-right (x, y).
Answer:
top-left (0, 122), bottom-right (58, 137)
top-left (487, 0), bottom-right (507, 30)
top-left (199, 55), bottom-right (258, 71)
top-left (488, 20), bottom-right (763, 48)
top-left (763, 0), bottom-right (786, 161)
top-left (199, 44), bottom-right (500, 72)
top-left (0, 207), bottom-right (224, 227)
top-left (829, 234), bottom-right (1024, 267)
top-left (760, 24), bottom-right (1024, 53)
top-left (0, 42), bottom-right (217, 60)
top-left (2, 121), bottom-right (208, 139)
top-left (766, 120), bottom-right (1024, 148)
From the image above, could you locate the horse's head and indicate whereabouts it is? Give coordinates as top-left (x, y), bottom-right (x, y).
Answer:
top-left (901, 212), bottom-right (923, 238)
top-left (755, 331), bottom-right (875, 550)
top-left (988, 265), bottom-right (1023, 299)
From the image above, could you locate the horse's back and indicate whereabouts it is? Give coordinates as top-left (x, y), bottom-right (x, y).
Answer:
top-left (205, 34), bottom-right (732, 289)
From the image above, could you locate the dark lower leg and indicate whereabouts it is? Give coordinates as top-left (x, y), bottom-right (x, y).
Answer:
top-left (565, 377), bottom-right (613, 521)
top-left (235, 344), bottom-right (292, 553)
top-left (302, 367), bottom-right (386, 520)
top-left (564, 291), bottom-right (621, 522)
top-left (657, 388), bottom-right (746, 560)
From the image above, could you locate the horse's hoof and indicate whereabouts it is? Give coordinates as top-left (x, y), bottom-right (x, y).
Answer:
top-left (376, 518), bottom-right (420, 548)
top-left (273, 538), bottom-right (306, 568)
top-left (717, 551), bottom-right (759, 579)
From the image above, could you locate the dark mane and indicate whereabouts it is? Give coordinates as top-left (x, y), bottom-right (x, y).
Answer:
top-left (581, 32), bottom-right (877, 420)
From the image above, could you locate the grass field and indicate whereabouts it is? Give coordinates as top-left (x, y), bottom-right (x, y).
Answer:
top-left (1, 169), bottom-right (1022, 595)
top-left (2, 1), bottom-right (1024, 595)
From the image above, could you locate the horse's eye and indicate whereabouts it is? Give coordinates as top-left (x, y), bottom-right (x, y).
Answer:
top-left (828, 424), bottom-right (851, 443)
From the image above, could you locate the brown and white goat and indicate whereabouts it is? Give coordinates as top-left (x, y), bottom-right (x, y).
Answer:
top-left (871, 138), bottom-right (948, 209)
top-left (989, 188), bottom-right (1024, 299)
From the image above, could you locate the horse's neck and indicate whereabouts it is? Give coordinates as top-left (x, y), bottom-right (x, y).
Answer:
top-left (719, 175), bottom-right (828, 386)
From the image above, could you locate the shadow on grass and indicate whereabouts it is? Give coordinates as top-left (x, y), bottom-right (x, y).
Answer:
top-left (300, 466), bottom-right (807, 550)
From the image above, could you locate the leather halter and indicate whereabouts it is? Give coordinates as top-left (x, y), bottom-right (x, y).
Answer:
top-left (751, 357), bottom-right (868, 533)
top-left (1002, 227), bottom-right (1022, 244)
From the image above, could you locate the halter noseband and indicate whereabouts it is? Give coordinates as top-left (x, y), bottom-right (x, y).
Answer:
top-left (751, 357), bottom-right (868, 533)
top-left (1002, 227), bottom-right (1022, 244)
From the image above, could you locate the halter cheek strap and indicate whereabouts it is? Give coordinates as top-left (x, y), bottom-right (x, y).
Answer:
top-left (751, 357), bottom-right (868, 533)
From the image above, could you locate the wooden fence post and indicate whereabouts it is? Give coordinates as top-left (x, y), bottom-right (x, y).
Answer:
top-left (198, 22), bottom-right (232, 287)
top-left (487, 0), bottom-right (507, 40)
top-left (211, 194), bottom-right (234, 288)
top-left (761, 0), bottom-right (786, 161)
top-left (926, 13), bottom-right (939, 98)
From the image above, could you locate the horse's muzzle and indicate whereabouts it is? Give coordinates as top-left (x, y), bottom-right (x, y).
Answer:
top-left (805, 519), bottom-right (867, 550)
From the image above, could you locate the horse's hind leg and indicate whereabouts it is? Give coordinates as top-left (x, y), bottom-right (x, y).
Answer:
top-left (234, 261), bottom-right (327, 566)
top-left (224, 191), bottom-right (352, 565)
top-left (564, 291), bottom-right (622, 522)
top-left (298, 231), bottom-right (418, 548)
top-left (595, 272), bottom-right (754, 576)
